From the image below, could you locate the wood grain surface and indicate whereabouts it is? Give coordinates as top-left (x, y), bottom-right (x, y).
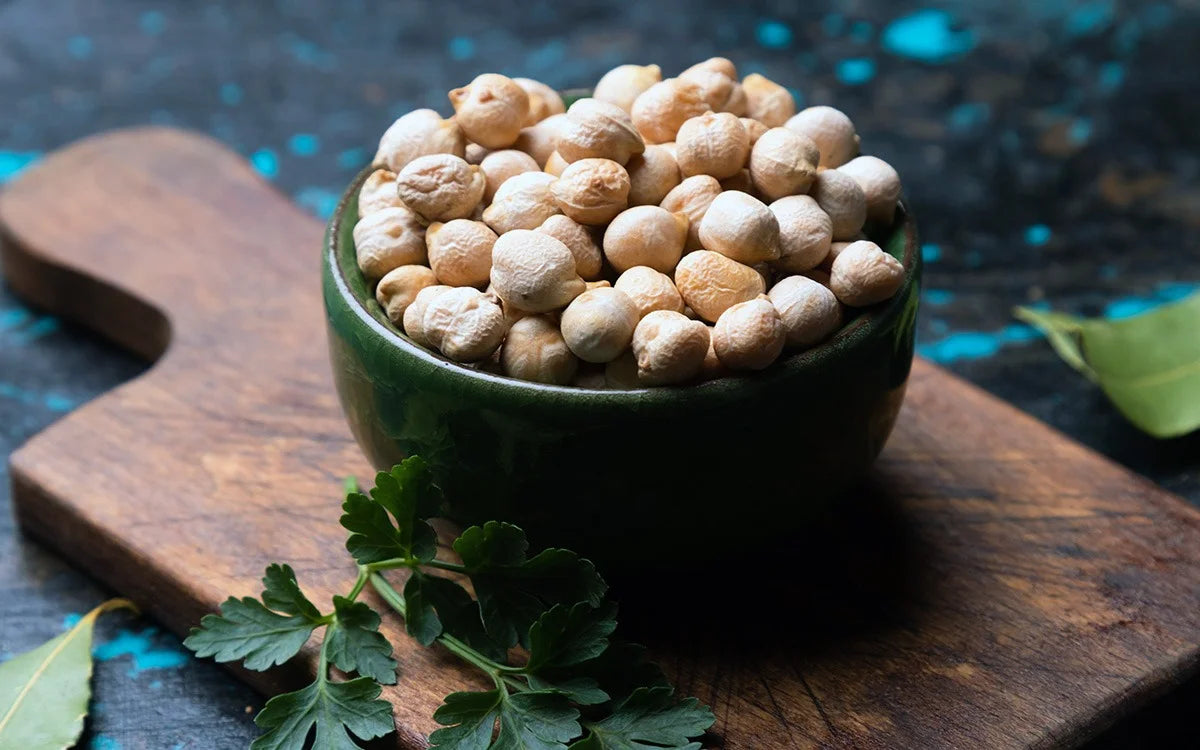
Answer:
top-left (2, 128), bottom-right (1199, 750)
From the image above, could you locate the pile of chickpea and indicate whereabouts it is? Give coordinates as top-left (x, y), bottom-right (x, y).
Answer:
top-left (355, 58), bottom-right (906, 387)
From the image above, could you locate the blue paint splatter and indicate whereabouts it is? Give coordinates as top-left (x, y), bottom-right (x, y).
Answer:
top-left (849, 21), bottom-right (874, 42)
top-left (250, 148), bottom-right (279, 179)
top-left (14, 316), bottom-right (60, 343)
top-left (948, 102), bottom-right (990, 132)
top-left (788, 87), bottom-right (806, 109)
top-left (1068, 118), bottom-right (1093, 145)
top-left (0, 382), bottom-right (77, 412)
top-left (63, 613), bottom-right (83, 629)
top-left (93, 735), bottom-right (123, 750)
top-left (756, 20), bottom-right (793, 49)
top-left (835, 58), bottom-right (876, 85)
top-left (1065, 1), bottom-right (1114, 37)
top-left (447, 36), bottom-right (476, 61)
top-left (1105, 282), bottom-right (1200, 319)
top-left (283, 35), bottom-right (336, 70)
top-left (1, 307), bottom-right (32, 330)
top-left (295, 187), bottom-right (340, 219)
top-left (288, 133), bottom-right (321, 157)
top-left (919, 324), bottom-right (1039, 364)
top-left (0, 150), bottom-right (40, 184)
top-left (921, 243), bottom-right (941, 263)
top-left (1024, 224), bottom-right (1052, 246)
top-left (338, 147), bottom-right (367, 169)
top-left (219, 82), bottom-right (243, 106)
top-left (924, 289), bottom-right (955, 305)
top-left (882, 10), bottom-right (975, 63)
top-left (1098, 62), bottom-right (1125, 93)
top-left (67, 35), bottom-right (93, 60)
top-left (821, 13), bottom-right (846, 37)
top-left (94, 627), bottom-right (191, 676)
top-left (139, 10), bottom-right (166, 36)
top-left (150, 680), bottom-right (163, 689)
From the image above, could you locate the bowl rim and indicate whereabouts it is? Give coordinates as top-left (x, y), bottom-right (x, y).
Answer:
top-left (326, 164), bottom-right (920, 402)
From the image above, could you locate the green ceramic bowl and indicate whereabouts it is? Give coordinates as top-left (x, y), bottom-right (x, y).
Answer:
top-left (324, 169), bottom-right (920, 563)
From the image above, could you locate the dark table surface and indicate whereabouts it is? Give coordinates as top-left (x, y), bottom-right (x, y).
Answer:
top-left (2, 1), bottom-right (1198, 748)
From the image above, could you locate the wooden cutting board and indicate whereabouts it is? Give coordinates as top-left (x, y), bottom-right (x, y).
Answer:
top-left (3, 128), bottom-right (1199, 750)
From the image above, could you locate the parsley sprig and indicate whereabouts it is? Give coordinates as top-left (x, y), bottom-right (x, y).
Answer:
top-left (185, 457), bottom-right (714, 749)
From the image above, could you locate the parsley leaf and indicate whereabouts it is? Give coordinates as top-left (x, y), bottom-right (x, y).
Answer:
top-left (341, 457), bottom-right (441, 564)
top-left (569, 687), bottom-right (714, 750)
top-left (251, 674), bottom-right (394, 750)
top-left (341, 490), bottom-right (408, 565)
top-left (429, 689), bottom-right (503, 749)
top-left (454, 522), bottom-right (607, 648)
top-left (524, 602), bottom-right (616, 673)
top-left (402, 571), bottom-right (444, 647)
top-left (405, 572), bottom-right (508, 660)
top-left (325, 596), bottom-right (398, 684)
top-left (525, 675), bottom-right (609, 707)
top-left (566, 642), bottom-right (669, 706)
top-left (496, 691), bottom-right (581, 750)
top-left (260, 564), bottom-right (323, 620)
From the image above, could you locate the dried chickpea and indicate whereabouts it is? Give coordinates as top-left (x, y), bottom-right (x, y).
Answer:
top-left (396, 154), bottom-right (486, 222)
top-left (513, 77), bottom-right (565, 125)
top-left (585, 279), bottom-right (611, 290)
top-left (593, 63), bottom-right (662, 112)
top-left (448, 74), bottom-right (530, 149)
top-left (535, 214), bottom-right (604, 281)
top-left (675, 112), bottom-right (750, 180)
top-left (658, 142), bottom-right (679, 160)
top-left (719, 169), bottom-right (753, 194)
top-left (803, 267), bottom-right (832, 287)
top-left (422, 287), bottom-right (507, 362)
top-left (712, 298), bottom-right (786, 371)
top-left (785, 106), bottom-right (859, 168)
top-left (810, 169), bottom-right (867, 240)
top-left (603, 205), bottom-right (688, 273)
top-left (749, 127), bottom-right (819, 201)
top-left (698, 191), bottom-right (781, 264)
top-left (681, 56), bottom-right (737, 79)
top-left (660, 174), bottom-right (721, 250)
top-left (829, 240), bottom-right (904, 307)
top-left (724, 83), bottom-right (749, 117)
top-left (490, 229), bottom-right (586, 312)
top-left (501, 315), bottom-right (578, 384)
top-left (631, 78), bottom-right (710, 144)
top-left (514, 113), bottom-right (568, 168)
top-left (551, 158), bottom-right (630, 225)
top-left (770, 195), bottom-right (833, 273)
top-left (358, 169), bottom-right (403, 218)
top-left (821, 240), bottom-right (854, 270)
top-left (544, 150), bottom-right (569, 177)
top-left (739, 117), bottom-right (768, 146)
top-left (479, 149), bottom-right (540, 202)
top-left (614, 266), bottom-right (685, 317)
top-left (837, 155), bottom-right (902, 225)
top-left (557, 98), bottom-right (645, 165)
top-left (375, 265), bottom-right (438, 324)
top-left (699, 332), bottom-right (725, 379)
top-left (464, 143), bottom-right (489, 165)
top-left (560, 287), bottom-right (640, 363)
top-left (426, 219), bottom-right (497, 288)
top-left (353, 206), bottom-right (427, 279)
top-left (631, 310), bottom-right (710, 385)
top-left (374, 109), bottom-right (466, 172)
top-left (742, 74), bottom-right (796, 127)
top-left (679, 68), bottom-right (738, 113)
top-left (674, 250), bottom-right (765, 322)
top-left (482, 172), bottom-right (560, 234)
top-left (403, 284), bottom-right (452, 347)
top-left (625, 145), bottom-right (681, 206)
top-left (768, 275), bottom-right (843, 348)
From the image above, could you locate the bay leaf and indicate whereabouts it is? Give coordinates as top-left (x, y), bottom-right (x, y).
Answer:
top-left (0, 599), bottom-right (137, 750)
top-left (1016, 293), bottom-right (1200, 438)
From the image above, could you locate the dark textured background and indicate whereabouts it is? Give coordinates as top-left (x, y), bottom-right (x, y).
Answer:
top-left (1, 1), bottom-right (1198, 747)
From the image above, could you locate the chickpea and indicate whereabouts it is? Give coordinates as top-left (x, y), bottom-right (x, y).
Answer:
top-left (557, 98), bottom-right (645, 165)
top-left (810, 169), bottom-right (867, 240)
top-left (837, 155), bottom-right (902, 225)
top-left (396, 154), bottom-right (486, 222)
top-left (698, 191), bottom-right (781, 264)
top-left (770, 195), bottom-right (833, 273)
top-left (535, 214), bottom-right (604, 281)
top-left (681, 56), bottom-right (737, 79)
top-left (479, 149), bottom-right (540, 202)
top-left (593, 63), bottom-right (662, 112)
top-left (829, 240), bottom-right (904, 307)
top-left (699, 332), bottom-right (725, 379)
top-left (375, 264), bottom-right (438, 324)
top-left (448, 73), bottom-right (530, 149)
top-left (768, 275), bottom-right (843, 348)
top-left (821, 240), bottom-right (855, 270)
top-left (719, 169), bottom-right (753, 194)
top-left (560, 287), bottom-right (640, 363)
top-left (374, 108), bottom-right (466, 172)
top-left (490, 229), bottom-right (586, 312)
top-left (426, 219), bottom-right (497, 288)
top-left (614, 266), bottom-right (685, 317)
top-left (742, 74), bottom-right (796, 127)
top-left (481, 172), bottom-right (560, 234)
top-left (551, 158), bottom-right (630, 225)
top-left (631, 78), bottom-right (710, 144)
top-left (675, 112), bottom-right (750, 180)
top-left (660, 174), bottom-right (721, 250)
top-left (603, 206), bottom-right (688, 274)
top-left (739, 117), bottom-right (768, 147)
top-left (353, 205), bottom-right (428, 280)
top-left (712, 298), bottom-right (786, 370)
top-left (803, 267), bottom-right (832, 287)
top-left (785, 106), bottom-right (859, 168)
top-left (357, 169), bottom-right (403, 218)
top-left (674, 250), bottom-right (765, 322)
top-left (625, 145), bottom-right (681, 206)
top-left (422, 287), bottom-right (507, 362)
top-left (749, 127), bottom-right (819, 201)
top-left (402, 284), bottom-right (452, 348)
top-left (585, 279), bottom-right (611, 290)
top-left (501, 315), bottom-right (578, 385)
top-left (514, 113), bottom-right (568, 168)
top-left (543, 150), bottom-right (569, 177)
top-left (464, 143), bottom-right (489, 165)
top-left (658, 141), bottom-right (679, 160)
top-left (678, 67), bottom-right (738, 113)
top-left (513, 77), bottom-right (565, 125)
top-left (631, 310), bottom-right (710, 385)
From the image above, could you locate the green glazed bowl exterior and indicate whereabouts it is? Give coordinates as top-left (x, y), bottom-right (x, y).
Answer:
top-left (324, 167), bottom-right (921, 561)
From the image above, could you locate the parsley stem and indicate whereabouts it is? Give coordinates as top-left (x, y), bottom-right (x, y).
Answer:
top-left (422, 559), bottom-right (468, 574)
top-left (346, 566), bottom-right (370, 601)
